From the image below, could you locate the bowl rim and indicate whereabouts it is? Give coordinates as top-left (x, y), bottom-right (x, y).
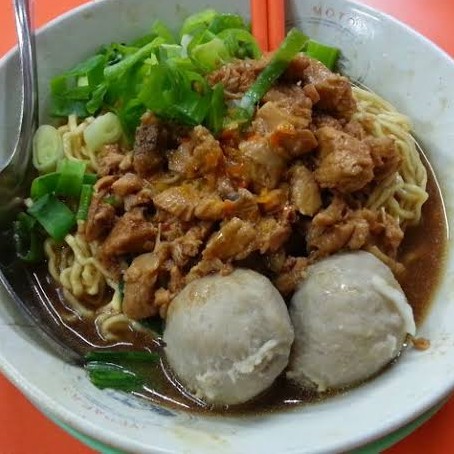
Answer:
top-left (1, 0), bottom-right (453, 452)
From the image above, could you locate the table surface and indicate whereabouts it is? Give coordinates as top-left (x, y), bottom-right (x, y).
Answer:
top-left (1, 0), bottom-right (453, 453)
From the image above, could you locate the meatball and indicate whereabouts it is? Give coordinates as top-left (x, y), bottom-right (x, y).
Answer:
top-left (287, 251), bottom-right (416, 392)
top-left (163, 269), bottom-right (294, 406)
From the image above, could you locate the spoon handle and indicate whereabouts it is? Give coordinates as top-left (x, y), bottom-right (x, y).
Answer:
top-left (12, 0), bottom-right (38, 176)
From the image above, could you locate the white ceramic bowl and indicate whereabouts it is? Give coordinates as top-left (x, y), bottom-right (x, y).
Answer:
top-left (1, 0), bottom-right (453, 453)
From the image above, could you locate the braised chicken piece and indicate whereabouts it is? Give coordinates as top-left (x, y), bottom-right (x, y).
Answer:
top-left (285, 55), bottom-right (357, 119)
top-left (123, 245), bottom-right (170, 320)
top-left (289, 164), bottom-right (322, 216)
top-left (85, 192), bottom-right (116, 242)
top-left (133, 113), bottom-right (168, 177)
top-left (315, 126), bottom-right (374, 193)
top-left (100, 208), bottom-right (156, 260)
top-left (307, 196), bottom-right (404, 259)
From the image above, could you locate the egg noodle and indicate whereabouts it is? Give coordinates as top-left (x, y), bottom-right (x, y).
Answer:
top-left (352, 87), bottom-right (428, 226)
top-left (44, 86), bottom-right (429, 340)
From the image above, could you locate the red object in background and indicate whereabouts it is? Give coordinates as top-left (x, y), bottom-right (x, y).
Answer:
top-left (0, 0), bottom-right (453, 453)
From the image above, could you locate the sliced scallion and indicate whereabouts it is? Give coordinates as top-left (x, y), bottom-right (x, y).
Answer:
top-left (76, 184), bottom-right (94, 221)
top-left (32, 125), bottom-right (64, 174)
top-left (83, 112), bottom-right (123, 152)
top-left (30, 172), bottom-right (60, 200)
top-left (85, 362), bottom-right (144, 392)
top-left (304, 39), bottom-right (340, 70)
top-left (13, 213), bottom-right (43, 263)
top-left (56, 159), bottom-right (87, 198)
top-left (27, 194), bottom-right (76, 241)
top-left (238, 28), bottom-right (309, 120)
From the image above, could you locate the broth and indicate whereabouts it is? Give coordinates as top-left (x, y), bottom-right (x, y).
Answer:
top-left (27, 156), bottom-right (447, 415)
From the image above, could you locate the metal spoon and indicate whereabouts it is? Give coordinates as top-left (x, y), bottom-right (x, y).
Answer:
top-left (0, 0), bottom-right (38, 209)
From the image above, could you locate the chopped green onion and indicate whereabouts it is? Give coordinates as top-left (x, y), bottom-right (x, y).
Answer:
top-left (83, 173), bottom-right (98, 185)
top-left (76, 184), bottom-right (94, 221)
top-left (85, 362), bottom-right (144, 392)
top-left (30, 172), bottom-right (60, 200)
top-left (83, 112), bottom-right (123, 152)
top-left (27, 194), bottom-right (76, 241)
top-left (180, 9), bottom-right (218, 37)
top-left (104, 38), bottom-right (164, 81)
top-left (13, 213), bottom-right (43, 263)
top-left (56, 159), bottom-right (87, 198)
top-left (238, 28), bottom-right (309, 119)
top-left (139, 62), bottom-right (211, 126)
top-left (150, 19), bottom-right (176, 44)
top-left (50, 54), bottom-right (106, 117)
top-left (304, 39), bottom-right (340, 70)
top-left (190, 37), bottom-right (230, 72)
top-left (86, 83), bottom-right (108, 115)
top-left (206, 83), bottom-right (226, 135)
top-left (32, 125), bottom-right (64, 174)
top-left (217, 28), bottom-right (261, 60)
top-left (158, 44), bottom-right (183, 62)
top-left (30, 171), bottom-right (96, 200)
top-left (208, 13), bottom-right (246, 34)
top-left (85, 351), bottom-right (160, 363)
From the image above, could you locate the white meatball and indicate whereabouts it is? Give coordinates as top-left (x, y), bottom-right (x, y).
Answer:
top-left (163, 269), bottom-right (294, 406)
top-left (287, 251), bottom-right (416, 392)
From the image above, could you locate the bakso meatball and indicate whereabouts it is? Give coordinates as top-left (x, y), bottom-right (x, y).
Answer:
top-left (163, 269), bottom-right (294, 406)
top-left (287, 251), bottom-right (416, 391)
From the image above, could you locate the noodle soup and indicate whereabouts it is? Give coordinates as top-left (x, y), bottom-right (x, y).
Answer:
top-left (10, 11), bottom-right (447, 412)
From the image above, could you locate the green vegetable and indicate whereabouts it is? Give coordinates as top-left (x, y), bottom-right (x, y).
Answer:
top-left (206, 83), bottom-right (226, 135)
top-left (85, 362), bottom-right (144, 392)
top-left (30, 171), bottom-right (96, 200)
top-left (217, 28), bottom-right (261, 59)
top-left (238, 28), bottom-right (309, 120)
top-left (83, 112), bottom-right (123, 152)
top-left (86, 83), bottom-right (107, 115)
top-left (13, 213), bottom-right (43, 263)
top-left (83, 173), bottom-right (98, 185)
top-left (180, 9), bottom-right (218, 37)
top-left (85, 351), bottom-right (160, 363)
top-left (76, 184), bottom-right (94, 221)
top-left (48, 10), bottom-right (262, 135)
top-left (139, 62), bottom-right (211, 126)
top-left (27, 194), bottom-right (76, 241)
top-left (104, 38), bottom-right (163, 81)
top-left (208, 13), bottom-right (246, 34)
top-left (150, 19), bottom-right (176, 44)
top-left (50, 54), bottom-right (106, 117)
top-left (304, 39), bottom-right (340, 70)
top-left (190, 37), bottom-right (230, 72)
top-left (56, 159), bottom-right (87, 198)
top-left (30, 172), bottom-right (61, 200)
top-left (32, 125), bottom-right (64, 174)
top-left (158, 44), bottom-right (183, 62)
top-left (84, 350), bottom-right (160, 391)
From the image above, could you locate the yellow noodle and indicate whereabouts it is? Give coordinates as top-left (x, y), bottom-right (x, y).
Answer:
top-left (352, 86), bottom-right (428, 227)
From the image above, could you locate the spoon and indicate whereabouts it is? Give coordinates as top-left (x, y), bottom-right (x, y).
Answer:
top-left (0, 0), bottom-right (38, 211)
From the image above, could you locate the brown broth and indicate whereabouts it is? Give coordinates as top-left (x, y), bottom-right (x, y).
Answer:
top-left (29, 158), bottom-right (448, 415)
